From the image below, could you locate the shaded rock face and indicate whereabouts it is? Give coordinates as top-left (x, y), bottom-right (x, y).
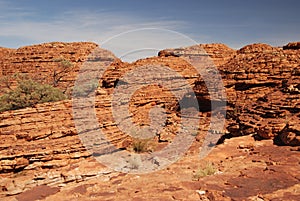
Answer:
top-left (96, 57), bottom-right (196, 148)
top-left (221, 43), bottom-right (300, 145)
top-left (159, 42), bottom-right (300, 146)
top-left (283, 42), bottom-right (300, 50)
top-left (0, 41), bottom-right (299, 199)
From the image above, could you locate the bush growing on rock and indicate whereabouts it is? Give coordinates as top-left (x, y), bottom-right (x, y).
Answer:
top-left (192, 162), bottom-right (217, 180)
top-left (52, 57), bottom-right (74, 87)
top-left (0, 79), bottom-right (66, 112)
top-left (132, 139), bottom-right (149, 153)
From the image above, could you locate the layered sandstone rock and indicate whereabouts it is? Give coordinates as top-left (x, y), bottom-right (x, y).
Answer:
top-left (221, 43), bottom-right (300, 145)
top-left (199, 43), bottom-right (236, 66)
top-left (0, 42), bottom-right (98, 93)
top-left (9, 135), bottom-right (300, 201)
top-left (0, 41), bottom-right (299, 199)
top-left (0, 47), bottom-right (14, 77)
top-left (1, 41), bottom-right (299, 176)
top-left (159, 42), bottom-right (300, 146)
top-left (95, 56), bottom-right (210, 151)
top-left (158, 43), bottom-right (236, 67)
top-left (0, 100), bottom-right (90, 173)
top-left (0, 45), bottom-right (119, 170)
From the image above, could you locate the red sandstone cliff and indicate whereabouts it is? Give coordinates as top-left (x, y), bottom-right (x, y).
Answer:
top-left (0, 41), bottom-right (299, 200)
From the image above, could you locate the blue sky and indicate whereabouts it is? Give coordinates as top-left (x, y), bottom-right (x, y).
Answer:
top-left (0, 0), bottom-right (299, 56)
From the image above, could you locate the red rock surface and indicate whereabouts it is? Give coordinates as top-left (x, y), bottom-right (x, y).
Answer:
top-left (2, 135), bottom-right (298, 201)
top-left (0, 42), bottom-right (98, 94)
top-left (221, 43), bottom-right (300, 146)
top-left (0, 41), bottom-right (299, 200)
top-left (158, 43), bottom-right (236, 67)
top-left (159, 42), bottom-right (300, 146)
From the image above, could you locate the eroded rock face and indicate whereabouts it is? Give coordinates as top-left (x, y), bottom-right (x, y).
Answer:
top-left (0, 47), bottom-right (14, 77)
top-left (0, 41), bottom-right (299, 199)
top-left (199, 43), bottom-right (237, 66)
top-left (0, 101), bottom-right (88, 174)
top-left (221, 43), bottom-right (300, 145)
top-left (159, 42), bottom-right (300, 146)
top-left (158, 43), bottom-right (236, 67)
top-left (0, 42), bottom-right (98, 93)
top-left (0, 43), bottom-right (115, 175)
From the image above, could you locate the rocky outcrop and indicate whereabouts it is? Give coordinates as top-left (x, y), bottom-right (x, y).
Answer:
top-left (2, 41), bottom-right (298, 176)
top-left (199, 43), bottom-right (236, 66)
top-left (0, 100), bottom-right (89, 174)
top-left (159, 42), bottom-right (300, 146)
top-left (0, 45), bottom-right (118, 171)
top-left (0, 46), bottom-right (120, 198)
top-left (283, 41), bottom-right (300, 50)
top-left (0, 42), bottom-right (100, 174)
top-left (221, 43), bottom-right (300, 145)
top-left (158, 43), bottom-right (236, 66)
top-left (0, 42), bottom-right (98, 93)
top-left (95, 56), bottom-right (211, 150)
top-left (0, 41), bottom-right (299, 199)
top-left (237, 43), bottom-right (275, 53)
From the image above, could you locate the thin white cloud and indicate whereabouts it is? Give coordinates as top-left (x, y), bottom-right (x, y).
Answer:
top-left (0, 8), bottom-right (186, 43)
top-left (101, 28), bottom-right (198, 61)
top-left (0, 6), bottom-right (198, 61)
top-left (0, 0), bottom-right (35, 20)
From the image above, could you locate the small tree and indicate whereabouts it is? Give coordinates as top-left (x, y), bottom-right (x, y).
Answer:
top-left (52, 58), bottom-right (74, 87)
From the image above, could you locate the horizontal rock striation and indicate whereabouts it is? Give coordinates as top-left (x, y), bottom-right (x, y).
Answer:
top-left (0, 42), bottom-right (98, 93)
top-left (159, 42), bottom-right (300, 146)
top-left (0, 41), bottom-right (299, 198)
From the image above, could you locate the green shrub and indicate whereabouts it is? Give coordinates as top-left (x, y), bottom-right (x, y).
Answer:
top-left (132, 139), bottom-right (149, 153)
top-left (0, 79), bottom-right (66, 112)
top-left (192, 162), bottom-right (217, 180)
